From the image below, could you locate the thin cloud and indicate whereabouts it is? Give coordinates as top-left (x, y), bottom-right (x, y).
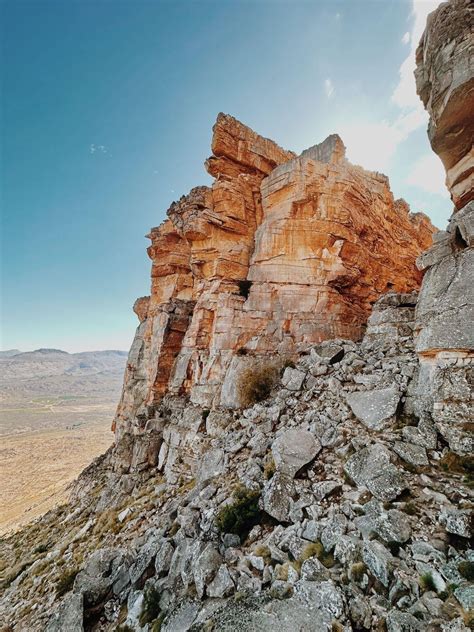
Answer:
top-left (340, 1), bottom-right (444, 183)
top-left (406, 153), bottom-right (449, 197)
top-left (90, 144), bottom-right (107, 154)
top-left (392, 1), bottom-right (441, 111)
top-left (324, 78), bottom-right (334, 99)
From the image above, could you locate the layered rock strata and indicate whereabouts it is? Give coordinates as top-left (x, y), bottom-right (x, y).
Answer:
top-left (114, 114), bottom-right (435, 441)
top-left (414, 0), bottom-right (473, 455)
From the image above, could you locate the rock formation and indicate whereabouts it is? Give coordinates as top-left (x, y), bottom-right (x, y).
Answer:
top-left (414, 0), bottom-right (473, 455)
top-left (114, 113), bottom-right (435, 442)
top-left (4, 5), bottom-right (474, 632)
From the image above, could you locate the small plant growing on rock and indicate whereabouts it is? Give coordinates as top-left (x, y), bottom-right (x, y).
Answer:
top-left (56, 567), bottom-right (79, 597)
top-left (263, 455), bottom-right (276, 480)
top-left (237, 361), bottom-right (279, 408)
top-left (215, 485), bottom-right (261, 539)
top-left (458, 560), bottom-right (474, 581)
top-left (419, 572), bottom-right (437, 593)
top-left (350, 562), bottom-right (367, 582)
top-left (139, 585), bottom-right (162, 626)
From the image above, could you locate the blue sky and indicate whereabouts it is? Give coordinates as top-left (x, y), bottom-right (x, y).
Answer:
top-left (1, 0), bottom-right (448, 353)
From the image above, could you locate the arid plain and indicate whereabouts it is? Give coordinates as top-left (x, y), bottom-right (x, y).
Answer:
top-left (0, 349), bottom-right (126, 533)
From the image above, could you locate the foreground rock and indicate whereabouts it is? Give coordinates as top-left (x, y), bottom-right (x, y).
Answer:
top-left (414, 0), bottom-right (474, 457)
top-left (1, 293), bottom-right (472, 632)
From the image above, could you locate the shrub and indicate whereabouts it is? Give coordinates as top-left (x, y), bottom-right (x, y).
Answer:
top-left (215, 485), bottom-right (261, 539)
top-left (263, 456), bottom-right (276, 480)
top-left (56, 567), bottom-right (79, 597)
top-left (237, 361), bottom-right (279, 408)
top-left (402, 501), bottom-right (417, 516)
top-left (34, 543), bottom-right (49, 554)
top-left (419, 572), bottom-right (437, 593)
top-left (458, 561), bottom-right (474, 581)
top-left (139, 585), bottom-right (162, 626)
top-left (350, 562), bottom-right (367, 582)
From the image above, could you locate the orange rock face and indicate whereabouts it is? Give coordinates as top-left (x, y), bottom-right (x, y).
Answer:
top-left (114, 113), bottom-right (435, 435)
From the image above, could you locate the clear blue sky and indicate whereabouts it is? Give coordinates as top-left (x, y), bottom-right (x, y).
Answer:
top-left (1, 0), bottom-right (448, 352)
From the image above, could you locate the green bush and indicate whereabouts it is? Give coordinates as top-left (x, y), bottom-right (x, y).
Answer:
top-left (139, 585), bottom-right (162, 626)
top-left (56, 567), bottom-right (79, 597)
top-left (237, 361), bottom-right (279, 408)
top-left (419, 572), bottom-right (437, 593)
top-left (350, 562), bottom-right (367, 582)
top-left (215, 485), bottom-right (261, 539)
top-left (458, 561), bottom-right (474, 581)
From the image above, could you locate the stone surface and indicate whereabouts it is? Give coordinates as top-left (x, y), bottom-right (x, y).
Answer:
top-left (262, 472), bottom-right (295, 523)
top-left (113, 111), bottom-right (435, 445)
top-left (45, 593), bottom-right (84, 632)
top-left (346, 387), bottom-right (401, 430)
top-left (344, 444), bottom-right (407, 502)
top-left (414, 0), bottom-right (474, 457)
top-left (271, 428), bottom-right (321, 477)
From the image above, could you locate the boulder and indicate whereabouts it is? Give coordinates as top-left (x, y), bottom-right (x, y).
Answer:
top-left (346, 387), bottom-right (401, 430)
top-left (363, 540), bottom-right (394, 587)
top-left (272, 428), bottom-right (321, 477)
top-left (344, 444), bottom-right (408, 501)
top-left (45, 593), bottom-right (84, 632)
top-left (262, 472), bottom-right (295, 522)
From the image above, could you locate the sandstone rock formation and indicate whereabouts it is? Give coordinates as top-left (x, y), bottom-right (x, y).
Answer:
top-left (414, 0), bottom-right (473, 455)
top-left (114, 113), bottom-right (435, 441)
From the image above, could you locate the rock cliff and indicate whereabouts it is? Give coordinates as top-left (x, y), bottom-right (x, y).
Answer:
top-left (114, 113), bottom-right (435, 443)
top-left (2, 4), bottom-right (474, 632)
top-left (413, 0), bottom-right (473, 456)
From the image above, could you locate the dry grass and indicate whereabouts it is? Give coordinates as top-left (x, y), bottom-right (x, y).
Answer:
top-left (237, 360), bottom-right (280, 408)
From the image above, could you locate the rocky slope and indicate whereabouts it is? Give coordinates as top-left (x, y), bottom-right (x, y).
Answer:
top-left (0, 293), bottom-right (472, 631)
top-left (0, 1), bottom-right (472, 631)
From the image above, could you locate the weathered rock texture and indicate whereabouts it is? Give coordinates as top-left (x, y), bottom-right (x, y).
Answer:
top-left (114, 114), bottom-right (435, 440)
top-left (414, 0), bottom-right (473, 455)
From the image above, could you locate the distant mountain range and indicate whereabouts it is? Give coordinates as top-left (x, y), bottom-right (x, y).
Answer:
top-left (0, 348), bottom-right (128, 399)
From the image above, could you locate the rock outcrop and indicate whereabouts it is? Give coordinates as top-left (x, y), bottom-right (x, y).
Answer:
top-left (414, 0), bottom-right (473, 455)
top-left (114, 113), bottom-right (435, 443)
top-left (2, 292), bottom-right (473, 632)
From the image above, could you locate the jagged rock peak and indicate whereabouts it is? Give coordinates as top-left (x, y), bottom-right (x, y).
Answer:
top-left (112, 112), bottom-right (436, 440)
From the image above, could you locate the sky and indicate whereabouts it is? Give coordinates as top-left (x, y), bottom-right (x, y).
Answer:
top-left (1, 0), bottom-right (448, 353)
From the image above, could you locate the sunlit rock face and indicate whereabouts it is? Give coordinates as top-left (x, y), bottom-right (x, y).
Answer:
top-left (414, 0), bottom-right (473, 455)
top-left (114, 112), bottom-right (435, 437)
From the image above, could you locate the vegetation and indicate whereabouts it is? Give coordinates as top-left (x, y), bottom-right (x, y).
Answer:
top-left (215, 485), bottom-right (261, 539)
top-left (263, 455), bottom-right (276, 480)
top-left (56, 567), bottom-right (79, 597)
top-left (458, 560), bottom-right (474, 581)
top-left (139, 585), bottom-right (162, 626)
top-left (419, 572), bottom-right (437, 593)
top-left (237, 360), bottom-right (280, 407)
top-left (350, 562), bottom-right (367, 582)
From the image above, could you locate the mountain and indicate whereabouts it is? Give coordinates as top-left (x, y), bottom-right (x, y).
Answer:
top-left (0, 349), bottom-right (128, 400)
top-left (0, 349), bottom-right (128, 535)
top-left (0, 349), bottom-right (21, 358)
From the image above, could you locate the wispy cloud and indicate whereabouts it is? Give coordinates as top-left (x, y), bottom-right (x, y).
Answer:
top-left (340, 1), bottom-right (443, 177)
top-left (406, 153), bottom-right (449, 197)
top-left (90, 144), bottom-right (107, 154)
top-left (392, 1), bottom-right (441, 111)
top-left (324, 78), bottom-right (334, 99)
